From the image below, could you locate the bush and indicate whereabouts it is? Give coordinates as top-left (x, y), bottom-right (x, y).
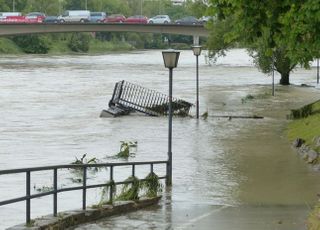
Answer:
top-left (0, 38), bottom-right (22, 54)
top-left (12, 35), bottom-right (50, 54)
top-left (68, 33), bottom-right (91, 52)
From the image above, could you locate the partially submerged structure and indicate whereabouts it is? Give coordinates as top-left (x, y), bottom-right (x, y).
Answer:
top-left (100, 80), bottom-right (193, 117)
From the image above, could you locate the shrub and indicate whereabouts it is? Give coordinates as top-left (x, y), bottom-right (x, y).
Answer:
top-left (68, 33), bottom-right (91, 52)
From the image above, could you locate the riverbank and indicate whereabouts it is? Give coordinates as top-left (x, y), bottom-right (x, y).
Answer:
top-left (0, 35), bottom-right (135, 55)
top-left (287, 100), bottom-right (320, 229)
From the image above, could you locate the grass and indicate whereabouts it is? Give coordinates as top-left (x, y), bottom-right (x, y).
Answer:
top-left (307, 204), bottom-right (320, 230)
top-left (0, 38), bottom-right (22, 54)
top-left (287, 100), bottom-right (320, 152)
top-left (287, 114), bottom-right (320, 150)
top-left (287, 100), bottom-right (320, 229)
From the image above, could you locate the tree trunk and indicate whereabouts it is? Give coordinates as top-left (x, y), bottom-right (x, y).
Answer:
top-left (279, 72), bottom-right (290, 85)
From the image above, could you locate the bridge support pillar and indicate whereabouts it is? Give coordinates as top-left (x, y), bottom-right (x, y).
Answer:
top-left (193, 36), bottom-right (199, 45)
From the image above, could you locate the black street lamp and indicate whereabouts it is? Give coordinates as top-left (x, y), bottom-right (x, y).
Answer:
top-left (317, 58), bottom-right (319, 85)
top-left (192, 45), bottom-right (202, 119)
top-left (162, 49), bottom-right (180, 186)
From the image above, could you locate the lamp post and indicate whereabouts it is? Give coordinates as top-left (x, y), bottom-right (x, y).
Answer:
top-left (192, 45), bottom-right (202, 119)
top-left (162, 50), bottom-right (180, 186)
top-left (317, 58), bottom-right (319, 85)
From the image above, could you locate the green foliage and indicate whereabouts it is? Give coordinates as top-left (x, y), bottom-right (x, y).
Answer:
top-left (12, 35), bottom-right (50, 54)
top-left (117, 176), bottom-right (140, 201)
top-left (68, 33), bottom-right (91, 53)
top-left (141, 172), bottom-right (163, 198)
top-left (115, 141), bottom-right (137, 159)
top-left (0, 38), bottom-right (22, 54)
top-left (71, 153), bottom-right (98, 165)
top-left (307, 203), bottom-right (320, 230)
top-left (34, 185), bottom-right (53, 193)
top-left (206, 0), bottom-right (315, 85)
top-left (280, 0), bottom-right (320, 65)
top-left (289, 100), bottom-right (320, 120)
top-left (94, 180), bottom-right (116, 207)
top-left (287, 101), bottom-right (320, 150)
top-left (69, 153), bottom-right (100, 183)
top-left (147, 100), bottom-right (191, 116)
top-left (116, 173), bottom-right (162, 201)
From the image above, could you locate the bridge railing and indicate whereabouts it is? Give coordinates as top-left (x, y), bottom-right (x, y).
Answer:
top-left (0, 160), bottom-right (168, 225)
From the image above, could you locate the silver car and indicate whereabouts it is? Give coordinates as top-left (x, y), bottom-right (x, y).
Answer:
top-left (148, 15), bottom-right (171, 24)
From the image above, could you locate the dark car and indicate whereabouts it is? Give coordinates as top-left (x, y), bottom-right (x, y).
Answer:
top-left (175, 16), bottom-right (200, 25)
top-left (124, 15), bottom-right (148, 24)
top-left (90, 12), bottom-right (107, 23)
top-left (43, 16), bottom-right (58, 24)
top-left (103, 14), bottom-right (126, 23)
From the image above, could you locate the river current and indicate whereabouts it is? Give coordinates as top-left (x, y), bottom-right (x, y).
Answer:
top-left (0, 49), bottom-right (319, 229)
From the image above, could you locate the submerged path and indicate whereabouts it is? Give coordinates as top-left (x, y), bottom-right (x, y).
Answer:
top-left (73, 85), bottom-right (320, 230)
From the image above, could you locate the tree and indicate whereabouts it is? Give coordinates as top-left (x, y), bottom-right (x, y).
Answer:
top-left (12, 35), bottom-right (50, 54)
top-left (68, 33), bottom-right (90, 52)
top-left (206, 0), bottom-right (317, 85)
top-left (0, 0), bottom-right (10, 11)
top-left (281, 0), bottom-right (320, 65)
top-left (26, 0), bottom-right (60, 15)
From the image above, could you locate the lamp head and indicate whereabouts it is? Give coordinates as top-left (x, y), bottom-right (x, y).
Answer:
top-left (162, 49), bottom-right (180, 69)
top-left (192, 45), bottom-right (202, 56)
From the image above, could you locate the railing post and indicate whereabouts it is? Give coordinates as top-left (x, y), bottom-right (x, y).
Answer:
top-left (53, 169), bottom-right (57, 216)
top-left (82, 166), bottom-right (87, 210)
top-left (132, 165), bottom-right (135, 177)
top-left (109, 166), bottom-right (114, 203)
top-left (150, 163), bottom-right (154, 174)
top-left (26, 171), bottom-right (31, 224)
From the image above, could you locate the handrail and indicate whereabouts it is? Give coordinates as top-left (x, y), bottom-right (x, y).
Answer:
top-left (0, 160), bottom-right (168, 225)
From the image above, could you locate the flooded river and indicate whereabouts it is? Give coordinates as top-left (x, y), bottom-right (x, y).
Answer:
top-left (0, 49), bottom-right (320, 229)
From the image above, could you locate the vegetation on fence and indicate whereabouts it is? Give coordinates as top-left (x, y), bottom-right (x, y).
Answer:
top-left (94, 172), bottom-right (163, 208)
top-left (289, 100), bottom-right (320, 120)
top-left (114, 141), bottom-right (137, 159)
top-left (147, 100), bottom-right (191, 117)
top-left (68, 154), bottom-right (100, 183)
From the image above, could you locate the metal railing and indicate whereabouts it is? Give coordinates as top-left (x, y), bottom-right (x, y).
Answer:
top-left (109, 80), bottom-right (193, 116)
top-left (0, 160), bottom-right (168, 224)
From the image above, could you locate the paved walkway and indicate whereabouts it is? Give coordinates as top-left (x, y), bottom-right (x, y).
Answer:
top-left (72, 198), bottom-right (308, 230)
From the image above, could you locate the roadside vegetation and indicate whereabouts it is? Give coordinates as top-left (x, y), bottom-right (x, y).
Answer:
top-left (287, 100), bottom-right (320, 151)
top-left (287, 100), bottom-right (320, 229)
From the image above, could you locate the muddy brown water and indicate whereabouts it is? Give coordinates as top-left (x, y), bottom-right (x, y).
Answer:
top-left (0, 50), bottom-right (319, 229)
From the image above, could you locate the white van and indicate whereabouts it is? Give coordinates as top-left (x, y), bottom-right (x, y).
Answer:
top-left (58, 10), bottom-right (90, 23)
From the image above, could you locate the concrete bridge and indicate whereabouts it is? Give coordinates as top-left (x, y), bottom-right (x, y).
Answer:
top-left (0, 23), bottom-right (209, 39)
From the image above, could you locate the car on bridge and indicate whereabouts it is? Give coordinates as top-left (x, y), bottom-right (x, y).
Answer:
top-left (125, 15), bottom-right (148, 24)
top-left (175, 16), bottom-right (201, 25)
top-left (26, 12), bottom-right (46, 23)
top-left (57, 10), bottom-right (91, 23)
top-left (148, 15), bottom-right (171, 24)
top-left (43, 16), bottom-right (59, 24)
top-left (102, 14), bottom-right (126, 23)
top-left (90, 12), bottom-right (107, 23)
